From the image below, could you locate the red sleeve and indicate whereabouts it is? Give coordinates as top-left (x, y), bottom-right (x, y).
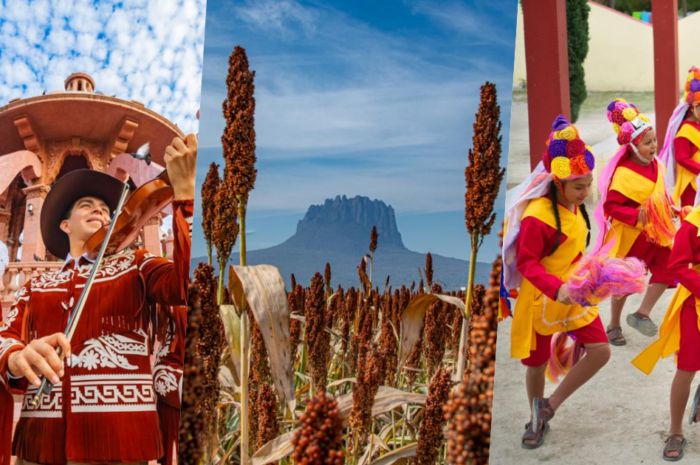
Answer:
top-left (140, 200), bottom-right (193, 306)
top-left (668, 220), bottom-right (700, 295)
top-left (0, 281), bottom-right (31, 394)
top-left (604, 189), bottom-right (640, 227)
top-left (675, 136), bottom-right (700, 175)
top-left (516, 216), bottom-right (565, 301)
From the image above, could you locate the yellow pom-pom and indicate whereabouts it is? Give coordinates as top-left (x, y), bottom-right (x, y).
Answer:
top-left (640, 114), bottom-right (650, 123)
top-left (555, 126), bottom-right (577, 141)
top-left (551, 157), bottom-right (572, 179)
top-left (622, 107), bottom-right (638, 121)
top-left (688, 73), bottom-right (694, 82)
top-left (613, 123), bottom-right (621, 134)
top-left (614, 98), bottom-right (627, 103)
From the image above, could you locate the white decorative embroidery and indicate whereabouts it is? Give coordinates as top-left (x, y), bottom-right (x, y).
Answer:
top-left (71, 330), bottom-right (148, 371)
top-left (0, 307), bottom-right (19, 332)
top-left (154, 321), bottom-right (174, 367)
top-left (21, 383), bottom-right (63, 418)
top-left (74, 252), bottom-right (137, 285)
top-left (153, 320), bottom-right (180, 396)
top-left (71, 374), bottom-right (156, 413)
top-left (153, 365), bottom-right (182, 397)
top-left (31, 269), bottom-right (73, 289)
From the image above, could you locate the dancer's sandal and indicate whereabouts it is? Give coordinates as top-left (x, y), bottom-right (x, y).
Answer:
top-left (627, 312), bottom-right (658, 337)
top-left (663, 434), bottom-right (687, 462)
top-left (606, 326), bottom-right (626, 346)
top-left (521, 421), bottom-right (549, 450)
top-left (521, 397), bottom-right (555, 450)
top-left (689, 384), bottom-right (700, 425)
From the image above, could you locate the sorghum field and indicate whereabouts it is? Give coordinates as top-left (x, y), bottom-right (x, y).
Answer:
top-left (179, 45), bottom-right (504, 465)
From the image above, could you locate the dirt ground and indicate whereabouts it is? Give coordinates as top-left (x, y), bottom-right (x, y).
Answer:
top-left (490, 94), bottom-right (700, 464)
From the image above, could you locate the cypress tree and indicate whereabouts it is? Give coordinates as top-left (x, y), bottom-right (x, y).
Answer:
top-left (567, 0), bottom-right (590, 123)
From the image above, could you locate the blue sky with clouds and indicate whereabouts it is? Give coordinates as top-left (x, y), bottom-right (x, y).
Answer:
top-left (0, 0), bottom-right (206, 135)
top-left (195, 0), bottom-right (517, 262)
top-left (0, 0), bottom-right (206, 241)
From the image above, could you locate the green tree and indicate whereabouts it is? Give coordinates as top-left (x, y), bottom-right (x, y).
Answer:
top-left (567, 0), bottom-right (590, 123)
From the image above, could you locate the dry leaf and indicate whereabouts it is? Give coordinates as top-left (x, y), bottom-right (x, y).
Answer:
top-left (229, 265), bottom-right (296, 414)
top-left (250, 430), bottom-right (295, 465)
top-left (326, 377), bottom-right (357, 389)
top-left (218, 364), bottom-right (236, 390)
top-left (397, 294), bottom-right (465, 371)
top-left (219, 304), bottom-right (242, 386)
top-left (368, 443), bottom-right (417, 465)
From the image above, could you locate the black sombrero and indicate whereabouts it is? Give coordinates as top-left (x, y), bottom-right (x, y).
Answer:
top-left (40, 169), bottom-right (126, 259)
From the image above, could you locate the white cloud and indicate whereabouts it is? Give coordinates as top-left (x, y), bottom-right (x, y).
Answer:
top-left (236, 0), bottom-right (319, 38)
top-left (407, 0), bottom-right (517, 48)
top-left (0, 0), bottom-right (206, 134)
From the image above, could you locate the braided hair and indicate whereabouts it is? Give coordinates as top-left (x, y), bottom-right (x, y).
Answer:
top-left (580, 203), bottom-right (591, 247)
top-left (548, 180), bottom-right (563, 256)
top-left (548, 180), bottom-right (592, 256)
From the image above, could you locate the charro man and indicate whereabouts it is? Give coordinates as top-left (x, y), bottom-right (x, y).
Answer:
top-left (0, 134), bottom-right (196, 465)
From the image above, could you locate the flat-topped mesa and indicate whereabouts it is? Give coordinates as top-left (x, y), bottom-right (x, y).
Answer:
top-left (284, 195), bottom-right (406, 252)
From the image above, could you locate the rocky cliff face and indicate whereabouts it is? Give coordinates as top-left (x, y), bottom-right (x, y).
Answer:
top-left (280, 195), bottom-right (406, 252)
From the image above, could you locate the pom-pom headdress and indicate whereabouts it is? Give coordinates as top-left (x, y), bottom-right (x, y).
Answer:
top-left (543, 115), bottom-right (595, 181)
top-left (606, 98), bottom-right (652, 150)
top-left (661, 67), bottom-right (700, 198)
top-left (684, 66), bottom-right (700, 105)
top-left (593, 99), bottom-right (657, 252)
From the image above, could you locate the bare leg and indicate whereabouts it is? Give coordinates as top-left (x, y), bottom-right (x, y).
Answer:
top-left (636, 282), bottom-right (668, 318)
top-left (548, 343), bottom-right (611, 411)
top-left (523, 362), bottom-right (548, 446)
top-left (609, 296), bottom-right (627, 330)
top-left (525, 363), bottom-right (547, 413)
top-left (666, 369), bottom-right (696, 459)
top-left (670, 370), bottom-right (695, 435)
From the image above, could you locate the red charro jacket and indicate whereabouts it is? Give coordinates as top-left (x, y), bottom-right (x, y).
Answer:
top-left (0, 199), bottom-right (192, 465)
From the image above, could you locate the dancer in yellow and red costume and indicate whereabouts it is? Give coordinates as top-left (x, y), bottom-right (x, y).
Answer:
top-left (593, 99), bottom-right (677, 346)
top-left (502, 115), bottom-right (611, 450)
top-left (661, 67), bottom-right (700, 209)
top-left (632, 173), bottom-right (700, 461)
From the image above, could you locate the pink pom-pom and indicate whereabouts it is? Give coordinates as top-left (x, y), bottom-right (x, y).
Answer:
top-left (620, 121), bottom-right (634, 134)
top-left (567, 254), bottom-right (648, 307)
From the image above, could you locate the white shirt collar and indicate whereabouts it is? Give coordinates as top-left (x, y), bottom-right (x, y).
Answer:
top-left (61, 252), bottom-right (95, 271)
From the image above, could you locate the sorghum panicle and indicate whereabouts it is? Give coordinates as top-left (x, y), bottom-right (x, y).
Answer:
top-left (416, 368), bottom-right (454, 465)
top-left (292, 393), bottom-right (344, 465)
top-left (178, 285), bottom-right (206, 464)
